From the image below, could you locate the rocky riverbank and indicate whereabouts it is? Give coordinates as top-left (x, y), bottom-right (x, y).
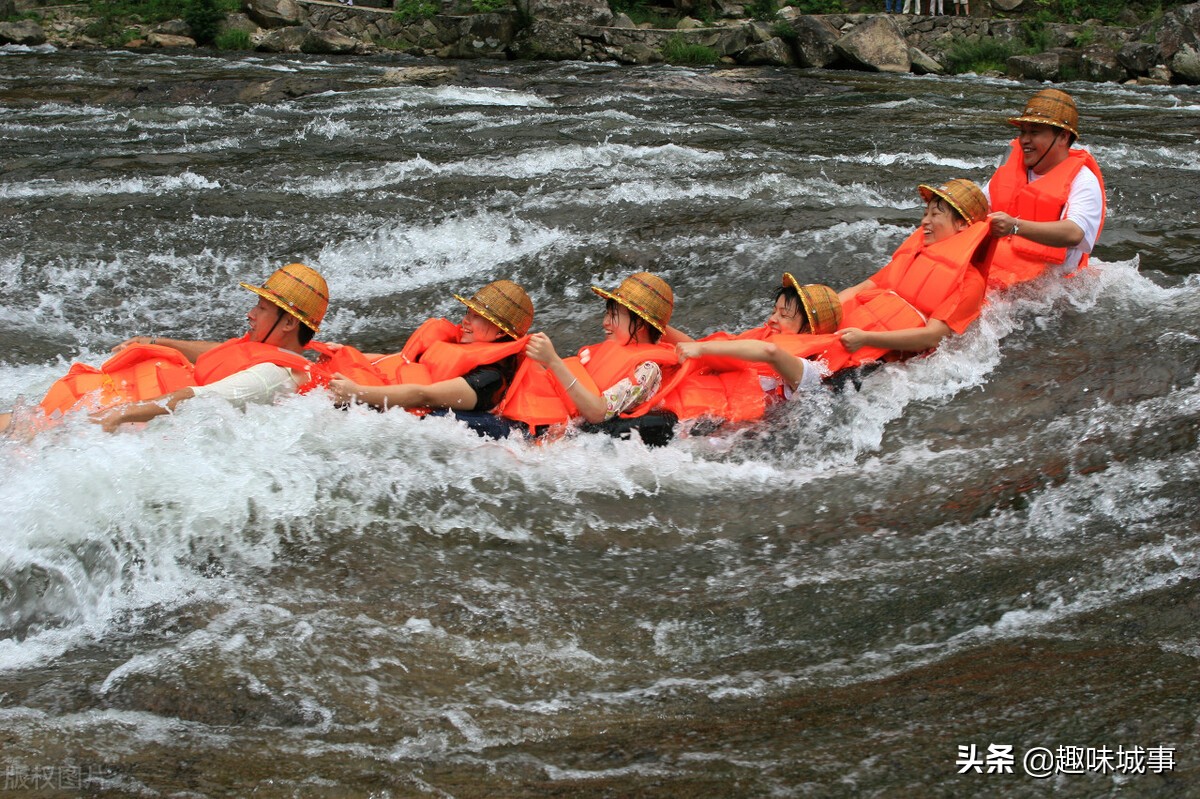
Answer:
top-left (2, 0), bottom-right (1199, 86)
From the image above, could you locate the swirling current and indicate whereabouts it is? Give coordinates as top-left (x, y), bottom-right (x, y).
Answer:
top-left (1, 45), bottom-right (1198, 797)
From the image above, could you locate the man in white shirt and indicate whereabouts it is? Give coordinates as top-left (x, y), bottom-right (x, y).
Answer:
top-left (984, 89), bottom-right (1106, 288)
top-left (94, 263), bottom-right (330, 431)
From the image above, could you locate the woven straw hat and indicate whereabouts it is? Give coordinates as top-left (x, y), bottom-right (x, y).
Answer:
top-left (781, 275), bottom-right (842, 335)
top-left (1008, 88), bottom-right (1079, 137)
top-left (454, 279), bottom-right (534, 339)
top-left (240, 263), bottom-right (329, 332)
top-left (591, 272), bottom-right (673, 334)
top-left (918, 178), bottom-right (990, 225)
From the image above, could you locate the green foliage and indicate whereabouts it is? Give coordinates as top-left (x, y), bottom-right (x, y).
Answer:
top-left (772, 21), bottom-right (797, 42)
top-left (1020, 20), bottom-right (1051, 52)
top-left (661, 34), bottom-right (719, 65)
top-left (941, 35), bottom-right (1027, 75)
top-left (784, 0), bottom-right (846, 12)
top-left (394, 0), bottom-right (438, 24)
top-left (748, 0), bottom-right (778, 21)
top-left (184, 0), bottom-right (223, 44)
top-left (214, 28), bottom-right (251, 49)
top-left (470, 0), bottom-right (509, 11)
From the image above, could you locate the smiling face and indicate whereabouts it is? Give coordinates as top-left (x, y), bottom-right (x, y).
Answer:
top-left (1016, 121), bottom-right (1070, 175)
top-left (460, 309), bottom-right (504, 344)
top-left (602, 302), bottom-right (634, 344)
top-left (921, 197), bottom-right (969, 245)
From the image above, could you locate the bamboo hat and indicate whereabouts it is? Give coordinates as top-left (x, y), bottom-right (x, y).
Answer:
top-left (781, 275), bottom-right (842, 335)
top-left (454, 279), bottom-right (534, 339)
top-left (1008, 88), bottom-right (1079, 138)
top-left (240, 263), bottom-right (329, 332)
top-left (591, 272), bottom-right (674, 334)
top-left (918, 178), bottom-right (990, 225)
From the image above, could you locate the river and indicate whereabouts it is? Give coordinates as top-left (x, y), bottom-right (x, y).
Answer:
top-left (1, 44), bottom-right (1198, 797)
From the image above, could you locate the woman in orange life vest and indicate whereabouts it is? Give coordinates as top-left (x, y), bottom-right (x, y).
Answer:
top-left (834, 177), bottom-right (993, 362)
top-left (665, 278), bottom-right (843, 413)
top-left (326, 280), bottom-right (533, 413)
top-left (0, 263), bottom-right (331, 436)
top-left (496, 272), bottom-right (677, 427)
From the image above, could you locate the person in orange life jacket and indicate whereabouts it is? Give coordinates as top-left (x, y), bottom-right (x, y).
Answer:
top-left (836, 178), bottom-right (992, 357)
top-left (327, 280), bottom-right (534, 413)
top-left (90, 263), bottom-right (330, 433)
top-left (984, 88), bottom-right (1105, 288)
top-left (669, 278), bottom-right (842, 399)
top-left (518, 272), bottom-right (676, 424)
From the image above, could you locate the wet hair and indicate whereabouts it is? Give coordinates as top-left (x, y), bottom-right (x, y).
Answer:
top-left (606, 299), bottom-right (662, 344)
top-left (771, 286), bottom-right (808, 333)
top-left (297, 323), bottom-right (316, 346)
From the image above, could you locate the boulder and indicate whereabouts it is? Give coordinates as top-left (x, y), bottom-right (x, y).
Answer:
top-left (1156, 2), bottom-right (1200, 61)
top-left (520, 0), bottom-right (612, 27)
top-left (834, 15), bottom-right (911, 74)
top-left (1170, 43), bottom-right (1200, 83)
top-left (301, 27), bottom-right (359, 54)
top-left (255, 24), bottom-right (308, 52)
top-left (517, 18), bottom-right (584, 60)
top-left (0, 20), bottom-right (47, 46)
top-left (737, 37), bottom-right (795, 67)
top-left (991, 0), bottom-right (1024, 10)
top-left (147, 32), bottom-right (198, 48)
top-left (677, 17), bottom-right (705, 31)
top-left (453, 12), bottom-right (516, 58)
top-left (1079, 44), bottom-right (1128, 83)
top-left (244, 0), bottom-right (304, 30)
top-left (909, 46), bottom-right (944, 75)
top-left (788, 14), bottom-right (840, 69)
top-left (1006, 48), bottom-right (1079, 82)
top-left (1117, 41), bottom-right (1160, 75)
top-left (153, 18), bottom-right (192, 37)
top-left (618, 41), bottom-right (657, 64)
top-left (611, 13), bottom-right (636, 29)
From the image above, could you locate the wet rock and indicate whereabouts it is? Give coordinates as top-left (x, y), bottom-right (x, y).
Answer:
top-left (147, 32), bottom-right (198, 48)
top-left (834, 15), bottom-right (911, 74)
top-left (245, 0), bottom-right (304, 30)
top-left (522, 0), bottom-right (612, 27)
top-left (0, 20), bottom-right (47, 46)
top-left (737, 37), bottom-right (795, 67)
top-left (381, 65), bottom-right (461, 85)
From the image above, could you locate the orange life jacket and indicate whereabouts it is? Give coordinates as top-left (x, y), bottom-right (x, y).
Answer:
top-left (496, 339), bottom-right (677, 429)
top-left (987, 140), bottom-right (1106, 289)
top-left (192, 335), bottom-right (329, 392)
top-left (321, 317), bottom-right (528, 388)
top-left (653, 225), bottom-right (990, 422)
top-left (38, 344), bottom-right (198, 418)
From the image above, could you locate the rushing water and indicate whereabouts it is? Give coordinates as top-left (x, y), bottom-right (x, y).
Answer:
top-left (1, 44), bottom-right (1198, 797)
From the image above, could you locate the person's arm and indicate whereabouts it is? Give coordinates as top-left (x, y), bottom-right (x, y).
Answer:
top-left (986, 211), bottom-right (1084, 248)
top-left (111, 335), bottom-right (221, 363)
top-left (837, 319), bottom-right (952, 354)
top-left (525, 333), bottom-right (608, 424)
top-left (838, 278), bottom-right (877, 305)
top-left (91, 387), bottom-right (196, 432)
top-left (328, 375), bottom-right (479, 411)
top-left (676, 339), bottom-right (813, 392)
